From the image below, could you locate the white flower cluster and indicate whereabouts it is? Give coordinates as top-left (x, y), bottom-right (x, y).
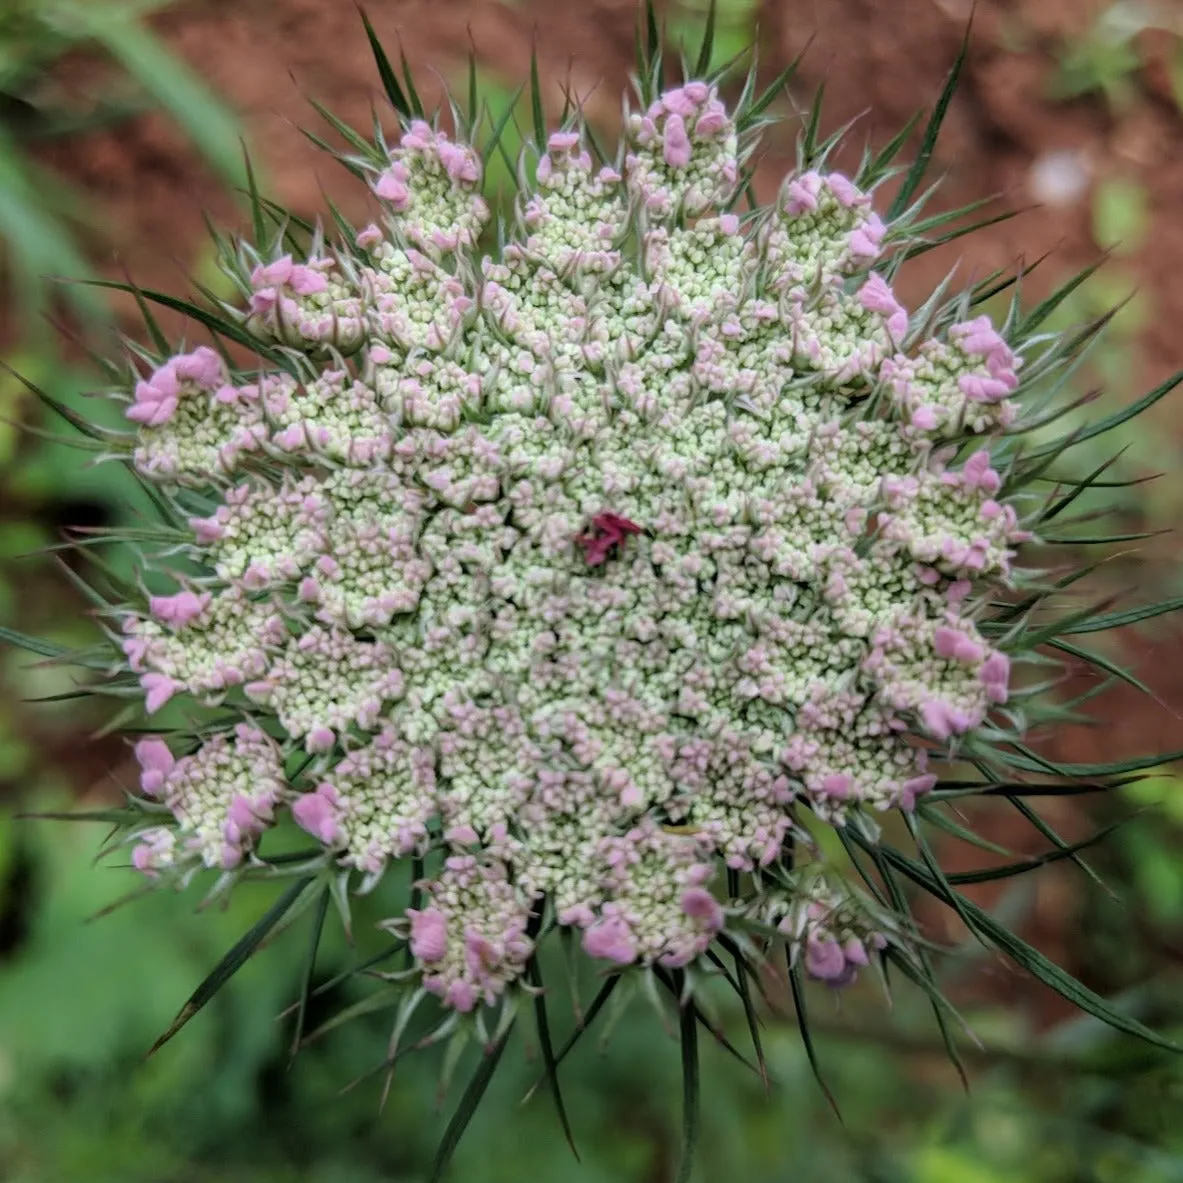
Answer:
top-left (118, 81), bottom-right (1027, 1009)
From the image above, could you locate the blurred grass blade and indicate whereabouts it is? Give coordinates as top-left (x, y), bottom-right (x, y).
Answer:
top-left (0, 125), bottom-right (106, 329)
top-left (73, 5), bottom-right (247, 191)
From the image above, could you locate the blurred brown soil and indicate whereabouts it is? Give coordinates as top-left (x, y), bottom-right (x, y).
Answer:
top-left (25, 0), bottom-right (1183, 1025)
top-left (37, 0), bottom-right (1183, 394)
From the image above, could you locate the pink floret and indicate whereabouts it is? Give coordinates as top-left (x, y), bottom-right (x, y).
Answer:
top-left (662, 114), bottom-right (692, 169)
top-left (583, 916), bottom-right (637, 964)
top-left (134, 737), bottom-right (175, 796)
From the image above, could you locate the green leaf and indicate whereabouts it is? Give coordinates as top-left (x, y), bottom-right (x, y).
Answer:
top-left (430, 1021), bottom-right (516, 1183)
top-left (288, 885), bottom-right (330, 1061)
top-left (737, 48), bottom-right (809, 132)
top-left (800, 82), bottom-right (826, 165)
top-left (859, 110), bottom-right (921, 188)
top-left (1030, 365), bottom-right (1183, 458)
top-left (944, 819), bottom-right (1124, 885)
top-left (79, 279), bottom-right (290, 369)
top-left (397, 45), bottom-right (425, 119)
top-left (693, 0), bottom-right (718, 78)
top-left (919, 804), bottom-right (1016, 856)
top-left (0, 626), bottom-right (71, 660)
top-left (787, 955), bottom-right (842, 1119)
top-left (1007, 795), bottom-right (1105, 887)
top-left (306, 96), bottom-right (385, 165)
top-left (996, 742), bottom-right (1133, 780)
top-left (731, 947), bottom-right (769, 1090)
top-left (302, 986), bottom-right (402, 1050)
top-left (1018, 257), bottom-right (1106, 337)
top-left (550, 974), bottom-right (620, 1071)
top-left (242, 143), bottom-right (267, 250)
top-left (880, 945), bottom-right (971, 1088)
top-left (483, 84), bottom-right (526, 181)
top-left (898, 192), bottom-right (999, 240)
top-left (1056, 596), bottom-right (1183, 637)
top-left (148, 876), bottom-right (314, 1057)
top-left (1038, 445), bottom-right (1129, 523)
top-left (906, 812), bottom-right (987, 946)
top-left (897, 207), bottom-right (1022, 263)
top-left (0, 357), bottom-right (116, 442)
top-left (1045, 638), bottom-right (1155, 699)
top-left (20, 807), bottom-right (139, 825)
top-left (359, 7), bottom-right (412, 118)
top-left (654, 968), bottom-right (761, 1077)
top-left (887, 19), bottom-right (970, 221)
top-left (124, 272), bottom-right (174, 356)
top-left (529, 48), bottom-right (547, 153)
top-left (869, 842), bottom-right (1180, 1053)
top-left (675, 979), bottom-right (700, 1183)
top-left (645, 0), bottom-right (662, 92)
top-left (527, 956), bottom-right (579, 1159)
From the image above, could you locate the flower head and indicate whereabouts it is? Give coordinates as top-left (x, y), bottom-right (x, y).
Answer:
top-left (44, 33), bottom-right (1173, 1161)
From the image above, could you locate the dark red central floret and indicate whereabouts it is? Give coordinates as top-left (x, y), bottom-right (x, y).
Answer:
top-left (576, 512), bottom-right (644, 566)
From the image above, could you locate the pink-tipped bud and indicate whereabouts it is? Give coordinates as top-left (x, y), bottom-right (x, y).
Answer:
top-left (409, 907), bottom-right (449, 963)
top-left (804, 934), bottom-right (847, 982)
top-left (292, 785), bottom-right (343, 845)
top-left (662, 114), bottom-right (692, 169)
top-left (583, 917), bottom-right (637, 964)
top-left (680, 886), bottom-right (723, 931)
top-left (251, 256), bottom-right (294, 288)
top-left (134, 737), bottom-right (175, 796)
top-left (141, 673), bottom-right (179, 715)
top-left (305, 727), bottom-right (336, 754)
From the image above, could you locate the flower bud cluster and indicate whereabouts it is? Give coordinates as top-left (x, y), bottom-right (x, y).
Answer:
top-left (131, 725), bottom-right (284, 872)
top-left (113, 81), bottom-right (1030, 1009)
top-left (763, 169), bottom-right (888, 290)
top-left (293, 725), bottom-right (436, 875)
top-left (247, 256), bottom-right (366, 352)
top-left (625, 83), bottom-right (739, 218)
top-left (407, 854), bottom-right (534, 1011)
top-left (371, 119), bottom-right (489, 256)
top-left (756, 872), bottom-right (889, 988)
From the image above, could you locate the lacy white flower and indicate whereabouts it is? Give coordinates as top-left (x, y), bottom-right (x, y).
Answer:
top-left (111, 76), bottom-right (1037, 1009)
